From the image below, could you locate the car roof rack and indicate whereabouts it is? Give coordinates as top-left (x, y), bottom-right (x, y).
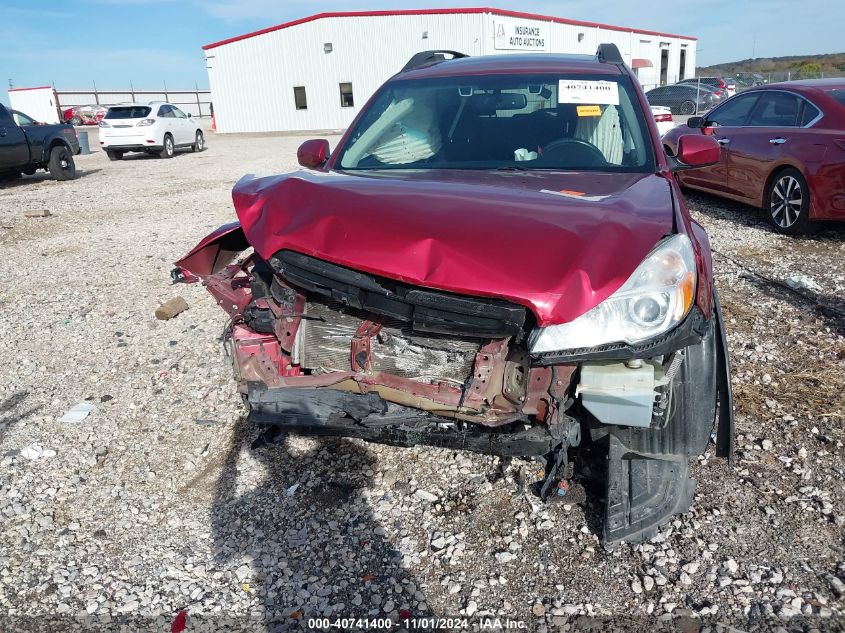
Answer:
top-left (596, 43), bottom-right (624, 65)
top-left (401, 50), bottom-right (469, 72)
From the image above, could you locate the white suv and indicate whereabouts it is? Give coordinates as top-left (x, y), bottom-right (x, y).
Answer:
top-left (99, 102), bottom-right (205, 160)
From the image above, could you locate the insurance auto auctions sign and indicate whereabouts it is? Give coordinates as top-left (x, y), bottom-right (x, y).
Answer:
top-left (493, 17), bottom-right (549, 51)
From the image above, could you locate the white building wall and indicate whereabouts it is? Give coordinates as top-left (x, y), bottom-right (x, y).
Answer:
top-left (208, 13), bottom-right (485, 133)
top-left (8, 87), bottom-right (60, 124)
top-left (206, 11), bottom-right (696, 133)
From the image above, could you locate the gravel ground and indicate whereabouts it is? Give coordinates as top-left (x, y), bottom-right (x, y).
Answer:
top-left (0, 132), bottom-right (843, 633)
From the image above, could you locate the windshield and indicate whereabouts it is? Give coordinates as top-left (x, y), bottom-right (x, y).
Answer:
top-left (105, 106), bottom-right (151, 119)
top-left (337, 73), bottom-right (655, 172)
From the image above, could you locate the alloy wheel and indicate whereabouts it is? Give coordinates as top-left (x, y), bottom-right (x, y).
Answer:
top-left (770, 175), bottom-right (803, 228)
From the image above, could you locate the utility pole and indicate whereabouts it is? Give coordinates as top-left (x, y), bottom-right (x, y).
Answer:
top-left (7, 79), bottom-right (14, 89)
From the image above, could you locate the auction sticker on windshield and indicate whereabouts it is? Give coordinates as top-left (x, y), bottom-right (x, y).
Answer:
top-left (559, 80), bottom-right (619, 105)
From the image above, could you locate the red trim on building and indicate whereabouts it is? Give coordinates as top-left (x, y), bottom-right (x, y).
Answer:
top-left (202, 7), bottom-right (696, 50)
top-left (8, 85), bottom-right (53, 92)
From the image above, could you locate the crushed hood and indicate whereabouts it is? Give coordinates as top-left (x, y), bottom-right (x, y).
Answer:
top-left (232, 169), bottom-right (675, 326)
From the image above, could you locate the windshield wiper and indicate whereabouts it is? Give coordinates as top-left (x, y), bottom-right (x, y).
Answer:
top-left (493, 165), bottom-right (532, 172)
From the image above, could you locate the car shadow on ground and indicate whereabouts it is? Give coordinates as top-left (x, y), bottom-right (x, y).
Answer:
top-left (118, 151), bottom-right (197, 161)
top-left (685, 190), bottom-right (845, 239)
top-left (740, 273), bottom-right (845, 337)
top-left (0, 391), bottom-right (43, 444)
top-left (0, 169), bottom-right (103, 189)
top-left (210, 418), bottom-right (432, 631)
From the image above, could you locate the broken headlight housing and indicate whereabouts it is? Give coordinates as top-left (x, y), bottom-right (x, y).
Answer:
top-left (530, 234), bottom-right (696, 354)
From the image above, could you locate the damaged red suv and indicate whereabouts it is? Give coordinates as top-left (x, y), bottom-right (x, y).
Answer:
top-left (175, 45), bottom-right (734, 545)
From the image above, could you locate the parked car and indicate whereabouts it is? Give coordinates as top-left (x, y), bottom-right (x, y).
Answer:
top-left (173, 45), bottom-right (733, 546)
top-left (651, 105), bottom-right (675, 136)
top-left (98, 102), bottom-right (205, 160)
top-left (646, 83), bottom-right (719, 114)
top-left (663, 79), bottom-right (845, 234)
top-left (678, 76), bottom-right (734, 98)
top-left (62, 104), bottom-right (107, 126)
top-left (0, 104), bottom-right (79, 181)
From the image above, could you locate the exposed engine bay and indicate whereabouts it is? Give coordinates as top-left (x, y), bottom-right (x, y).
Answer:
top-left (174, 231), bottom-right (733, 545)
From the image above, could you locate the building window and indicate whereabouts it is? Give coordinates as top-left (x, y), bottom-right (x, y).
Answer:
top-left (577, 33), bottom-right (584, 43)
top-left (294, 86), bottom-right (307, 110)
top-left (679, 48), bottom-right (687, 80)
top-left (339, 82), bottom-right (354, 108)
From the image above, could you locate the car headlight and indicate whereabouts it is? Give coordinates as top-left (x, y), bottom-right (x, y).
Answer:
top-left (530, 234), bottom-right (696, 354)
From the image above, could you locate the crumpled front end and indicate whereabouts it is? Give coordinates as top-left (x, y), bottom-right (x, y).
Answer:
top-left (174, 222), bottom-right (732, 546)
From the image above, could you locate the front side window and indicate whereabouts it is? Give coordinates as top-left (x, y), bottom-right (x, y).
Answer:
top-left (748, 92), bottom-right (802, 127)
top-left (707, 93), bottom-right (759, 127)
top-left (171, 106), bottom-right (187, 119)
top-left (340, 83), bottom-right (354, 108)
top-left (337, 73), bottom-right (654, 172)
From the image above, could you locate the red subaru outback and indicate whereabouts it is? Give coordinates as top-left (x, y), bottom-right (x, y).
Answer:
top-left (174, 45), bottom-right (733, 545)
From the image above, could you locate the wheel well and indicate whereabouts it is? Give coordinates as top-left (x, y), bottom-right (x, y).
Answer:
top-left (761, 165), bottom-right (801, 208)
top-left (45, 139), bottom-right (69, 161)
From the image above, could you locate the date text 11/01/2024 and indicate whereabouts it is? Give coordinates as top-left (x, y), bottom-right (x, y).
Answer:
top-left (307, 617), bottom-right (527, 629)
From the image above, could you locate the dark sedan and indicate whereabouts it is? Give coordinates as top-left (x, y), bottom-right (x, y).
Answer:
top-left (646, 83), bottom-right (718, 115)
top-left (663, 79), bottom-right (845, 234)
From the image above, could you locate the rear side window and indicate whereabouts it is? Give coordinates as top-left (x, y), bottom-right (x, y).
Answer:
top-left (799, 101), bottom-right (821, 126)
top-left (708, 93), bottom-right (759, 126)
top-left (105, 106), bottom-right (151, 119)
top-left (748, 92), bottom-right (802, 127)
top-left (828, 90), bottom-right (845, 107)
top-left (158, 105), bottom-right (175, 118)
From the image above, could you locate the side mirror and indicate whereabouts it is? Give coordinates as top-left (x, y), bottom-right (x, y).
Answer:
top-left (297, 139), bottom-right (330, 169)
top-left (187, 113), bottom-right (192, 118)
top-left (686, 116), bottom-right (705, 129)
top-left (671, 134), bottom-right (720, 171)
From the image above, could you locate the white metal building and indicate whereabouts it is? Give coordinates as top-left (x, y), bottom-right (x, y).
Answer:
top-left (203, 8), bottom-right (697, 134)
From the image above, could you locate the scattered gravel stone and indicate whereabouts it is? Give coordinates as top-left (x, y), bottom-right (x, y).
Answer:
top-left (1, 132), bottom-right (844, 629)
top-left (413, 489), bottom-right (438, 502)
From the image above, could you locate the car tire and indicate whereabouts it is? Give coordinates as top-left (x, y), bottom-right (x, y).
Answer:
top-left (191, 130), bottom-right (205, 152)
top-left (106, 150), bottom-right (123, 161)
top-left (70, 116), bottom-right (82, 126)
top-left (47, 145), bottom-right (77, 181)
top-left (159, 134), bottom-right (175, 159)
top-left (765, 168), bottom-right (813, 235)
top-left (679, 100), bottom-right (696, 115)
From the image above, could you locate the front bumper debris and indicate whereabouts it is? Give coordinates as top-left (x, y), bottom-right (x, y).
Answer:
top-left (248, 383), bottom-right (581, 458)
top-left (174, 229), bottom-right (734, 546)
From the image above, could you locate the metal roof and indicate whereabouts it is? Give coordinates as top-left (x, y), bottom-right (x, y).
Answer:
top-left (202, 7), bottom-right (697, 51)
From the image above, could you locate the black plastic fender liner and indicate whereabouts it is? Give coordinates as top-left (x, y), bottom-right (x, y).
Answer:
top-left (601, 307), bottom-right (729, 545)
top-left (608, 316), bottom-right (718, 458)
top-left (713, 288), bottom-right (735, 461)
top-left (603, 435), bottom-right (695, 545)
top-left (246, 383), bottom-right (571, 458)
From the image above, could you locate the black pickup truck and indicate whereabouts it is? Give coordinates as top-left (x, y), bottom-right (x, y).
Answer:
top-left (0, 104), bottom-right (80, 181)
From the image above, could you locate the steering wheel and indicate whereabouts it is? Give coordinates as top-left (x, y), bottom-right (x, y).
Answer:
top-left (541, 138), bottom-right (607, 167)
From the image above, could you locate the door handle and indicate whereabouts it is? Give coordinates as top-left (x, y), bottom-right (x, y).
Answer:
top-left (0, 128), bottom-right (6, 137)
top-left (716, 138), bottom-right (730, 145)
top-left (769, 137), bottom-right (787, 145)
